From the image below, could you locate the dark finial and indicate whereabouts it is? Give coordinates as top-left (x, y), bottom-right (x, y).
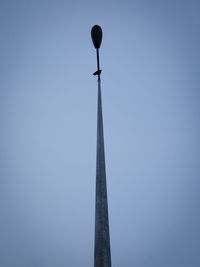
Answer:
top-left (91, 25), bottom-right (103, 49)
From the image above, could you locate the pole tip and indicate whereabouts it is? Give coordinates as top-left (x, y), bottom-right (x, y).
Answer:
top-left (91, 25), bottom-right (103, 49)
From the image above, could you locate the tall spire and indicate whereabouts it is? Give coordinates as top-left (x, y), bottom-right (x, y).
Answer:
top-left (91, 25), bottom-right (112, 267)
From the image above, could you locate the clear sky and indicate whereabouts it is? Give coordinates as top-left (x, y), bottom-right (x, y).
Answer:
top-left (0, 0), bottom-right (200, 266)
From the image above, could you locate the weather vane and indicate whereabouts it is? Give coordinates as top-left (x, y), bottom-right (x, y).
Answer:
top-left (91, 25), bottom-right (103, 79)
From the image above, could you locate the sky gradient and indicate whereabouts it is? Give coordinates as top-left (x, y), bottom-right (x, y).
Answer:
top-left (0, 0), bottom-right (200, 266)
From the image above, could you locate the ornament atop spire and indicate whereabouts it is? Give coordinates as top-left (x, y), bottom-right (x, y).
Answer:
top-left (91, 25), bottom-right (103, 49)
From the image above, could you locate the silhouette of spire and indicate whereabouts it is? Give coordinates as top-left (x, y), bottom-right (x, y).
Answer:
top-left (91, 25), bottom-right (112, 267)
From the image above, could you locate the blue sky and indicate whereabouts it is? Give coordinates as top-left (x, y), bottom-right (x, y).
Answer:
top-left (0, 0), bottom-right (200, 266)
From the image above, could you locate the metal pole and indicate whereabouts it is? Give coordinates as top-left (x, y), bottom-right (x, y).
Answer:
top-left (96, 49), bottom-right (100, 80)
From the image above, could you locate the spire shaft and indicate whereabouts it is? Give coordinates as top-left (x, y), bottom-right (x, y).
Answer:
top-left (94, 78), bottom-right (112, 267)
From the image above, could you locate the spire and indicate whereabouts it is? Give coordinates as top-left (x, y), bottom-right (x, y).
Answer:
top-left (91, 25), bottom-right (112, 267)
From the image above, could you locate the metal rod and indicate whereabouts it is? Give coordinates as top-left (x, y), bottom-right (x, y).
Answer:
top-left (96, 48), bottom-right (100, 80)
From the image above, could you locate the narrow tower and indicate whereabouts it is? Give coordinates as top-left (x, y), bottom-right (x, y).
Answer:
top-left (91, 25), bottom-right (112, 267)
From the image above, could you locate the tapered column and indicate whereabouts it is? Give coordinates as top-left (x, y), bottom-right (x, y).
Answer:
top-left (94, 78), bottom-right (111, 267)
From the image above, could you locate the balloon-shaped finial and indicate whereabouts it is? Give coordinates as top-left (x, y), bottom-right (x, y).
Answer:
top-left (91, 25), bottom-right (103, 49)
